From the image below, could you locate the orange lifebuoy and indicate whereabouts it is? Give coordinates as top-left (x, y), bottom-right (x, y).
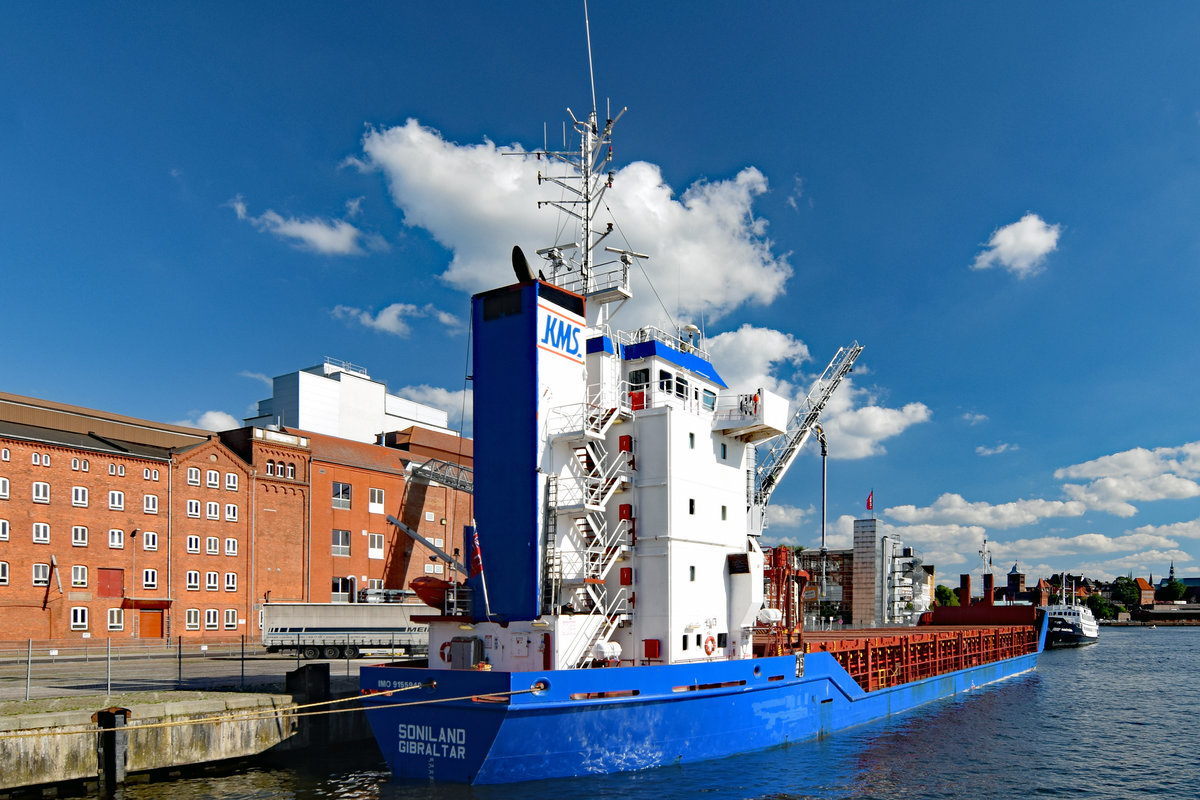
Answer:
top-left (703, 636), bottom-right (716, 656)
top-left (439, 641), bottom-right (452, 663)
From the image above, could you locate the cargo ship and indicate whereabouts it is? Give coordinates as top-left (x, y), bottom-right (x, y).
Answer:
top-left (360, 74), bottom-right (1046, 785)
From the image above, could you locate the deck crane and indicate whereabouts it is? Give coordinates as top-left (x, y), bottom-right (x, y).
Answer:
top-left (752, 342), bottom-right (863, 530)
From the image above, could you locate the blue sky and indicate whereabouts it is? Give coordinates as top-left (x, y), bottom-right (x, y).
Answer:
top-left (4, 3), bottom-right (1200, 585)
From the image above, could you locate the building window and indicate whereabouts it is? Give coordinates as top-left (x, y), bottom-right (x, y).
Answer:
top-left (423, 563), bottom-right (445, 575)
top-left (72, 486), bottom-right (88, 507)
top-left (71, 607), bottom-right (88, 631)
top-left (332, 482), bottom-right (351, 510)
top-left (143, 468), bottom-right (151, 480)
top-left (369, 488), bottom-right (385, 514)
top-left (206, 470), bottom-right (219, 488)
top-left (425, 511), bottom-right (435, 522)
top-left (0, 448), bottom-right (7, 461)
top-left (143, 494), bottom-right (159, 514)
top-left (0, 561), bottom-right (7, 585)
top-left (224, 572), bottom-right (237, 592)
top-left (0, 519), bottom-right (7, 541)
top-left (72, 526), bottom-right (87, 546)
top-left (186, 571), bottom-right (200, 591)
top-left (368, 578), bottom-right (384, 592)
top-left (266, 461), bottom-right (275, 476)
top-left (721, 505), bottom-right (727, 521)
top-left (33, 563), bottom-right (50, 586)
top-left (143, 531), bottom-right (158, 551)
top-left (688, 498), bottom-right (695, 515)
top-left (33, 522), bottom-right (49, 544)
top-left (33, 482), bottom-right (50, 504)
top-left (187, 499), bottom-right (200, 518)
top-left (205, 572), bottom-right (218, 591)
top-left (185, 608), bottom-right (200, 630)
top-left (108, 608), bottom-right (124, 631)
top-left (225, 537), bottom-right (238, 556)
top-left (72, 565), bottom-right (87, 587)
top-left (206, 536), bottom-right (219, 554)
top-left (689, 565), bottom-right (696, 582)
top-left (689, 432), bottom-right (695, 449)
top-left (142, 569), bottom-right (158, 590)
top-left (32, 453), bottom-right (41, 466)
top-left (205, 609), bottom-right (219, 630)
top-left (225, 503), bottom-right (238, 522)
top-left (81, 459), bottom-right (89, 471)
top-left (108, 463), bottom-right (125, 477)
top-left (332, 529), bottom-right (350, 557)
top-left (368, 532), bottom-right (385, 559)
top-left (109, 529), bottom-right (124, 549)
top-left (186, 535), bottom-right (200, 553)
top-left (286, 463), bottom-right (296, 479)
top-left (0, 477), bottom-right (8, 499)
top-left (702, 389), bottom-right (717, 411)
top-left (720, 442), bottom-right (728, 460)
top-left (186, 467), bottom-right (200, 485)
top-left (225, 472), bottom-right (238, 491)
top-left (108, 490), bottom-right (124, 510)
top-left (224, 609), bottom-right (238, 629)
top-left (206, 501), bottom-right (219, 520)
top-left (72, 458), bottom-right (80, 471)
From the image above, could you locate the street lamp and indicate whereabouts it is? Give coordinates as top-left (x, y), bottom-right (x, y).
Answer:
top-left (130, 529), bottom-right (139, 638)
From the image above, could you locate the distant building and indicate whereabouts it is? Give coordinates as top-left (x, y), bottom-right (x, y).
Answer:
top-left (245, 358), bottom-right (456, 442)
top-left (993, 563), bottom-right (1050, 606)
top-left (849, 518), bottom-right (933, 627)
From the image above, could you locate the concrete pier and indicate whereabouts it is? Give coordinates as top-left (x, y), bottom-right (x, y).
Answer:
top-left (0, 665), bottom-right (377, 794)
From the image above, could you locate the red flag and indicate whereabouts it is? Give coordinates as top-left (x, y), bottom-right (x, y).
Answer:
top-left (470, 528), bottom-right (484, 577)
top-left (866, 491), bottom-right (873, 511)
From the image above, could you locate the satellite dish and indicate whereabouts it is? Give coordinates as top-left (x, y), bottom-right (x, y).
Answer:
top-left (512, 245), bottom-right (535, 282)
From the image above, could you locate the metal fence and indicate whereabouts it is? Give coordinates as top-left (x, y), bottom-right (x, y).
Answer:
top-left (0, 637), bottom-right (396, 702)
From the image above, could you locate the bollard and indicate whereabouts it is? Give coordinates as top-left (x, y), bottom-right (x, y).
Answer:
top-left (94, 706), bottom-right (131, 794)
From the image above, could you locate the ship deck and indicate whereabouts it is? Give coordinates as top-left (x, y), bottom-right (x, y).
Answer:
top-left (758, 621), bottom-right (1042, 692)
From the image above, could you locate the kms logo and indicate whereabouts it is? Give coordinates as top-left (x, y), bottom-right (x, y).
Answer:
top-left (539, 311), bottom-right (582, 360)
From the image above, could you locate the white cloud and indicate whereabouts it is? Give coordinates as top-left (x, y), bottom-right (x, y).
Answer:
top-left (356, 119), bottom-right (790, 325)
top-left (976, 442), bottom-right (1018, 456)
top-left (818, 385), bottom-right (932, 459)
top-left (228, 194), bottom-right (387, 255)
top-left (765, 503), bottom-right (814, 529)
top-left (785, 175), bottom-right (806, 211)
top-left (332, 302), bottom-right (462, 337)
top-left (398, 385), bottom-right (473, 436)
top-left (962, 412), bottom-right (988, 426)
top-left (705, 324), bottom-right (810, 397)
top-left (970, 213), bottom-right (1061, 278)
top-left (887, 492), bottom-right (1086, 529)
top-left (174, 410), bottom-right (240, 431)
top-left (1055, 441), bottom-right (1200, 516)
top-left (991, 531), bottom-right (1180, 561)
top-left (239, 370), bottom-right (273, 389)
top-left (1130, 518), bottom-right (1200, 540)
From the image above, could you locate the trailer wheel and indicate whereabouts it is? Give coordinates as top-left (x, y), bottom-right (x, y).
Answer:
top-left (302, 646), bottom-right (321, 659)
top-left (342, 645), bottom-right (359, 659)
top-left (322, 645), bottom-right (342, 659)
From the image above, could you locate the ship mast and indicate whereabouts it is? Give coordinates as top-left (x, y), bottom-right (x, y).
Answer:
top-left (534, 5), bottom-right (638, 327)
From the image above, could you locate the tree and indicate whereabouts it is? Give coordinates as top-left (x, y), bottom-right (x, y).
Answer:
top-left (1086, 592), bottom-right (1119, 620)
top-left (1113, 576), bottom-right (1141, 609)
top-left (1156, 579), bottom-right (1187, 603)
top-left (934, 584), bottom-right (959, 607)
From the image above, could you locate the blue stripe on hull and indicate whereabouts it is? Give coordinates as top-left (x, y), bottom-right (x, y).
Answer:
top-left (360, 649), bottom-right (1039, 785)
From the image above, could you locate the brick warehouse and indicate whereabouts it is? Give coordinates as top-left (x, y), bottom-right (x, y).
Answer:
top-left (0, 390), bottom-right (473, 642)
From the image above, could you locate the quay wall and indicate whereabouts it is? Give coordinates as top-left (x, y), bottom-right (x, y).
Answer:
top-left (0, 694), bottom-right (298, 791)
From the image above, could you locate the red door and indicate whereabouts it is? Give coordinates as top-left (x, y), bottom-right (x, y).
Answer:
top-left (98, 569), bottom-right (124, 598)
top-left (139, 610), bottom-right (163, 638)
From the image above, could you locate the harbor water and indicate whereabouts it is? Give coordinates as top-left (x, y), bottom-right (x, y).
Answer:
top-left (107, 627), bottom-right (1195, 800)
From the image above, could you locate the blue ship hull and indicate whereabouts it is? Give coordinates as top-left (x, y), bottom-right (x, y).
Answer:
top-left (360, 641), bottom-right (1042, 784)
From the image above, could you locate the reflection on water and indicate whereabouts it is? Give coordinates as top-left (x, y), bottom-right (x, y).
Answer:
top-left (106, 628), bottom-right (1199, 800)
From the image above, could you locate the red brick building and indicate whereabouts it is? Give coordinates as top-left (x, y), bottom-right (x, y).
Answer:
top-left (0, 391), bottom-right (472, 643)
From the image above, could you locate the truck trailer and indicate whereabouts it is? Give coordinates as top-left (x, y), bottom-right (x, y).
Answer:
top-left (261, 601), bottom-right (431, 659)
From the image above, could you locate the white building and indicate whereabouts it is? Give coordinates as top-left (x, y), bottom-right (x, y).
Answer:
top-left (851, 518), bottom-right (934, 627)
top-left (245, 358), bottom-right (455, 443)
